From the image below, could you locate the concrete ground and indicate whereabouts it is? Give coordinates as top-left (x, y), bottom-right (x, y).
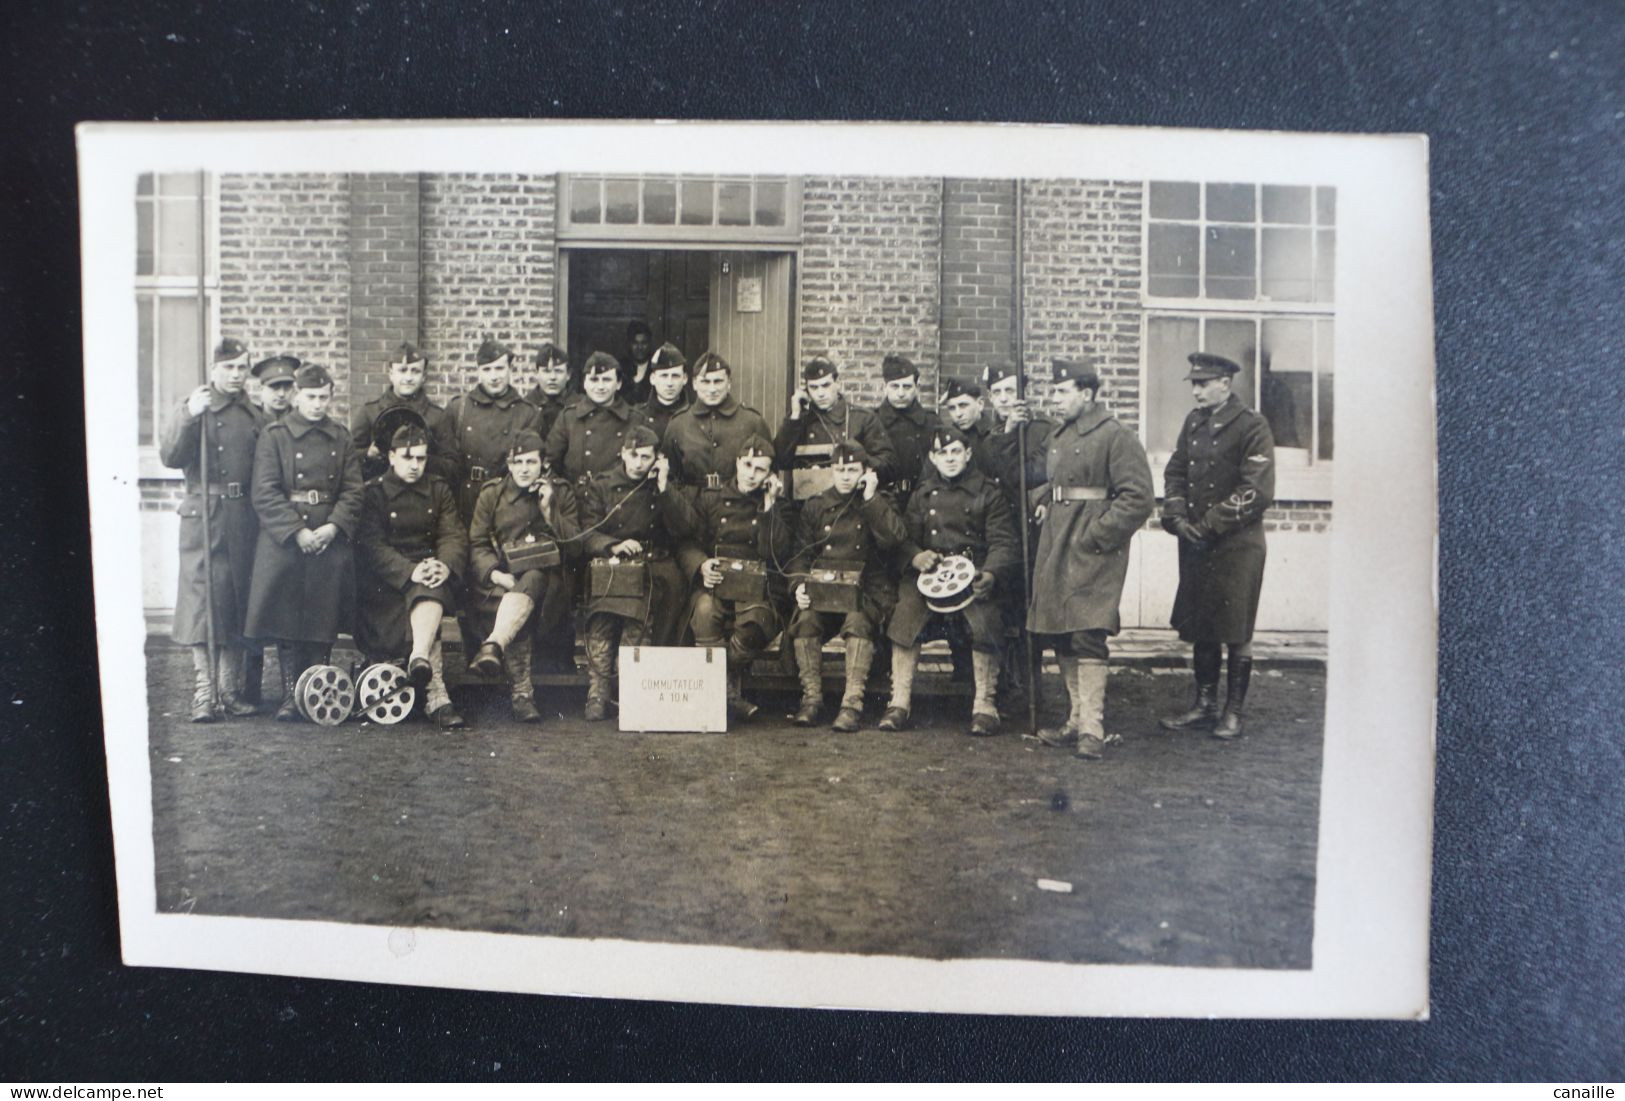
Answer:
top-left (143, 633), bottom-right (1325, 969)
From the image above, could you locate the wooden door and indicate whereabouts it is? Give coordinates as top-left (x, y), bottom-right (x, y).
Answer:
top-left (709, 251), bottom-right (795, 432)
top-left (566, 249), bottom-right (713, 369)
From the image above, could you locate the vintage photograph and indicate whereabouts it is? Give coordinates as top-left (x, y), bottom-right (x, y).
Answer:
top-left (82, 122), bottom-right (1435, 1017)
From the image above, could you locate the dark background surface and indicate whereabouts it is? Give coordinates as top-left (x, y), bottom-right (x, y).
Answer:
top-left (3, 0), bottom-right (1621, 1082)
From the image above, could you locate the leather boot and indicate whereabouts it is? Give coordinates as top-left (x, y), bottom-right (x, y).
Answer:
top-left (1073, 659), bottom-right (1110, 759)
top-left (791, 636), bottom-right (823, 726)
top-left (240, 649), bottom-right (264, 707)
top-left (833, 637), bottom-right (873, 732)
top-left (505, 633), bottom-right (540, 722)
top-left (1159, 644), bottom-right (1221, 732)
top-left (1213, 656), bottom-right (1253, 740)
top-left (217, 646), bottom-right (257, 718)
top-left (189, 645), bottom-right (217, 723)
top-left (274, 643), bottom-right (305, 722)
top-left (583, 626), bottom-right (616, 722)
top-left (727, 637), bottom-right (760, 720)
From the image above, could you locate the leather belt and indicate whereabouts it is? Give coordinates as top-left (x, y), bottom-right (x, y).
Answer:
top-left (212, 482), bottom-right (245, 499)
top-left (288, 489), bottom-right (332, 506)
top-left (467, 465), bottom-right (489, 483)
top-left (1051, 485), bottom-right (1108, 502)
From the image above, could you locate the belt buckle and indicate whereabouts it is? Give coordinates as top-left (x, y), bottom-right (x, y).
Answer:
top-left (1051, 485), bottom-right (1064, 502)
top-left (224, 481), bottom-right (244, 499)
top-left (469, 465), bottom-right (488, 483)
top-left (298, 489), bottom-right (320, 506)
top-left (705, 472), bottom-right (721, 489)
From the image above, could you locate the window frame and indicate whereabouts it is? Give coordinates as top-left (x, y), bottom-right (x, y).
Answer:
top-left (555, 174), bottom-right (803, 245)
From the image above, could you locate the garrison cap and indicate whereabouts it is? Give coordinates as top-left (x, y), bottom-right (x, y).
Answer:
top-left (692, 350), bottom-right (732, 377)
top-left (294, 363), bottom-right (334, 390)
top-left (801, 357), bottom-right (838, 382)
top-left (737, 435), bottom-right (774, 460)
top-left (1051, 356), bottom-right (1101, 389)
top-left (508, 429), bottom-right (546, 459)
top-left (476, 338), bottom-right (514, 366)
top-left (390, 342), bottom-right (427, 370)
top-left (621, 424), bottom-right (660, 451)
top-left (929, 424), bottom-right (971, 451)
top-left (251, 354), bottom-right (301, 385)
top-left (881, 354), bottom-right (918, 382)
top-left (649, 342), bottom-right (688, 374)
top-left (943, 378), bottom-right (982, 401)
top-left (981, 363), bottom-right (1020, 388)
top-left (214, 337), bottom-right (250, 365)
top-left (1186, 352), bottom-right (1241, 381)
top-left (388, 424), bottom-right (430, 453)
top-left (583, 351), bottom-right (621, 378)
top-left (829, 441), bottom-right (873, 468)
top-left (532, 341), bottom-right (568, 369)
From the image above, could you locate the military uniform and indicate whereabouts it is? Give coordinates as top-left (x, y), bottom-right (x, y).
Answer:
top-left (639, 391), bottom-right (693, 443)
top-left (662, 395), bottom-right (774, 489)
top-left (545, 395), bottom-right (650, 484)
top-left (525, 388), bottom-right (577, 441)
top-left (351, 389), bottom-right (458, 482)
top-left (355, 468), bottom-right (466, 685)
top-left (773, 393), bottom-right (899, 492)
top-left (443, 385), bottom-right (539, 521)
top-left (875, 400), bottom-right (936, 504)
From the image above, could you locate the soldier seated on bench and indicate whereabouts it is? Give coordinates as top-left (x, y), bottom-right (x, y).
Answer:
top-left (577, 425), bottom-right (690, 722)
top-left (880, 424), bottom-right (1021, 737)
top-left (466, 429), bottom-right (580, 723)
top-left (673, 436), bottom-right (791, 721)
top-left (784, 441), bottom-right (907, 732)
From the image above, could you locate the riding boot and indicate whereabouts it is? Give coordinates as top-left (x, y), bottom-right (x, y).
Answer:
top-left (1159, 643), bottom-right (1222, 731)
top-left (274, 643), bottom-right (306, 722)
top-left (1072, 659), bottom-right (1110, 759)
top-left (726, 636), bottom-right (760, 720)
top-left (216, 645), bottom-right (257, 717)
top-left (791, 636), bottom-right (823, 726)
top-left (188, 645), bottom-right (217, 723)
top-left (504, 632), bottom-right (541, 722)
top-left (833, 637), bottom-right (873, 732)
top-left (1213, 656), bottom-right (1253, 740)
top-left (583, 620), bottom-right (616, 722)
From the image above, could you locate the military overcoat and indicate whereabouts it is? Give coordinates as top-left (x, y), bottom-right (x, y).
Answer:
top-left (544, 395), bottom-right (651, 484)
top-left (354, 472), bottom-right (467, 657)
top-left (638, 392), bottom-right (693, 444)
top-left (349, 389), bottom-right (459, 483)
top-left (443, 385), bottom-right (540, 519)
top-left (786, 486), bottom-right (909, 623)
top-left (660, 396), bottom-right (774, 488)
top-left (772, 395), bottom-right (899, 486)
top-left (874, 400), bottom-right (937, 502)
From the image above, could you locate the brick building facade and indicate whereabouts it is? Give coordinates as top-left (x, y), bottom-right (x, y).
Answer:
top-left (138, 172), bottom-right (1333, 630)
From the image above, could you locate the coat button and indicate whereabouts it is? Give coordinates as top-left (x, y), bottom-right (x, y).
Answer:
top-left (390, 512), bottom-right (397, 518)
top-left (296, 452), bottom-right (303, 459)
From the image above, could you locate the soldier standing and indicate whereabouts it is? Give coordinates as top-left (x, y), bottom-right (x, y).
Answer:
top-left (637, 342), bottom-right (693, 443)
top-left (661, 352), bottom-right (774, 490)
top-left (355, 424), bottom-right (470, 731)
top-left (784, 442), bottom-right (907, 731)
top-left (466, 430), bottom-right (581, 723)
top-left (1027, 358), bottom-right (1154, 759)
top-left (879, 425), bottom-right (1020, 736)
top-left (576, 426), bottom-right (690, 720)
top-left (1158, 352), bottom-right (1276, 740)
top-left (673, 436), bottom-right (791, 721)
top-left (620, 320), bottom-right (655, 405)
top-left (522, 342), bottom-right (577, 441)
top-left (443, 338), bottom-right (539, 523)
top-left (251, 354), bottom-right (298, 422)
top-left (873, 354), bottom-right (936, 506)
top-left (244, 364), bottom-right (365, 722)
top-left (160, 337), bottom-right (268, 722)
top-left (774, 357), bottom-right (898, 500)
top-left (545, 351), bottom-right (651, 486)
top-left (350, 342), bottom-right (458, 484)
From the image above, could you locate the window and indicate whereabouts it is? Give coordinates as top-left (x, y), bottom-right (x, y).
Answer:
top-left (557, 175), bottom-right (799, 242)
top-left (1146, 181), bottom-right (1335, 305)
top-left (136, 172), bottom-right (218, 450)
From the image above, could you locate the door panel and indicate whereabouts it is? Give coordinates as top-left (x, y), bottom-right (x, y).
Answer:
top-left (567, 249), bottom-right (713, 370)
top-left (709, 251), bottom-right (794, 433)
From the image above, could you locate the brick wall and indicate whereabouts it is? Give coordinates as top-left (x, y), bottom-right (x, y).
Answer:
top-left (420, 174), bottom-right (558, 406)
top-left (799, 177), bottom-right (942, 408)
top-left (218, 174), bottom-right (352, 416)
top-left (1138, 502), bottom-right (1334, 533)
top-left (347, 174), bottom-right (422, 408)
top-left (1020, 179), bottom-right (1144, 427)
top-left (939, 179), bottom-right (1016, 394)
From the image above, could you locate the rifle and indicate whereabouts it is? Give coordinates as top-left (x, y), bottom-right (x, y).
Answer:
top-left (1013, 180), bottom-right (1038, 737)
top-left (196, 169), bottom-right (218, 712)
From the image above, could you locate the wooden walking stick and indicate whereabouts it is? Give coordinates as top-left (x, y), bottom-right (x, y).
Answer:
top-left (1013, 179), bottom-right (1038, 737)
top-left (195, 169), bottom-right (218, 710)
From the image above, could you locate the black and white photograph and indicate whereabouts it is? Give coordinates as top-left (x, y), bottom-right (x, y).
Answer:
top-left (79, 121), bottom-right (1435, 1017)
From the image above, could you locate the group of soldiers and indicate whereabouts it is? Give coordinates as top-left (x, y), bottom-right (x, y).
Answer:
top-left (164, 328), bottom-right (1275, 758)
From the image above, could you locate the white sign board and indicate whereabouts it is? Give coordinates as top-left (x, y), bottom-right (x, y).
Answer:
top-left (735, 275), bottom-right (763, 313)
top-left (617, 645), bottom-right (728, 732)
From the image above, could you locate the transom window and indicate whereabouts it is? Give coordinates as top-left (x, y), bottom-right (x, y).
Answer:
top-left (136, 172), bottom-right (218, 449)
top-left (558, 175), bottom-right (800, 242)
top-left (1146, 181), bottom-right (1336, 306)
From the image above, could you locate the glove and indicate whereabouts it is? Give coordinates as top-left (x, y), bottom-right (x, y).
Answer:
top-left (1160, 513), bottom-right (1185, 536)
top-left (971, 571), bottom-right (995, 600)
top-left (1177, 519), bottom-right (1212, 547)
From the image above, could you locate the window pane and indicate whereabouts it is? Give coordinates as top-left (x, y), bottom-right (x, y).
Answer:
top-left (159, 296), bottom-right (203, 432)
top-left (1316, 186), bottom-right (1336, 226)
top-left (1147, 222), bottom-right (1200, 297)
top-left (1316, 319), bottom-right (1334, 461)
top-left (1262, 184), bottom-right (1311, 224)
top-left (569, 177), bottom-right (602, 224)
top-left (138, 295), bottom-right (155, 446)
top-left (643, 179), bottom-right (676, 224)
top-left (156, 197), bottom-right (200, 276)
top-left (1146, 317), bottom-right (1200, 453)
top-left (1261, 318), bottom-right (1314, 451)
top-left (605, 179), bottom-right (639, 224)
top-left (1204, 225), bottom-right (1255, 299)
top-left (754, 180), bottom-right (786, 226)
top-left (680, 179), bottom-right (713, 225)
top-left (136, 198), bottom-right (154, 276)
top-left (1205, 182), bottom-right (1254, 223)
top-left (1315, 228), bottom-right (1336, 303)
top-left (1206, 318), bottom-right (1257, 408)
top-left (1149, 180), bottom-right (1199, 220)
top-left (717, 182), bottom-right (751, 226)
top-left (1261, 226), bottom-right (1314, 301)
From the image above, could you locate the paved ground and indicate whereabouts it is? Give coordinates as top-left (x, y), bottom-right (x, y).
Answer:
top-left (145, 639), bottom-right (1325, 968)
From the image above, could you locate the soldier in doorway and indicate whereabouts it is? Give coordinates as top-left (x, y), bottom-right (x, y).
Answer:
top-left (576, 426), bottom-right (690, 721)
top-left (783, 442), bottom-right (907, 732)
top-left (243, 364), bottom-right (365, 722)
top-left (1158, 352), bottom-right (1276, 740)
top-left (773, 357), bottom-right (898, 501)
top-left (443, 338), bottom-right (540, 523)
top-left (873, 354), bottom-right (936, 507)
top-left (620, 320), bottom-right (655, 405)
top-left (661, 351), bottom-right (774, 490)
top-left (1026, 357), bottom-right (1154, 759)
top-left (545, 351), bottom-right (651, 486)
top-left (522, 342), bottom-right (577, 441)
top-left (637, 342), bottom-right (693, 443)
top-left (350, 342), bottom-right (458, 484)
top-left (160, 337), bottom-right (269, 722)
top-left (879, 425), bottom-right (1020, 737)
top-left (673, 436), bottom-right (791, 721)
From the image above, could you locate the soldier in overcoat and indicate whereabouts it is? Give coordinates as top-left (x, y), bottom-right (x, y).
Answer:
top-left (350, 342), bottom-right (459, 484)
top-left (465, 429), bottom-right (581, 723)
top-left (873, 354), bottom-right (936, 506)
top-left (576, 426), bottom-right (691, 720)
top-left (355, 424), bottom-right (470, 731)
top-left (783, 442), bottom-right (907, 732)
top-left (880, 424), bottom-right (1021, 737)
top-left (243, 364), bottom-right (365, 721)
top-left (672, 436), bottom-right (792, 721)
top-left (774, 357), bottom-right (899, 502)
top-left (443, 338), bottom-right (540, 523)
top-left (1026, 358), bottom-right (1154, 758)
top-left (545, 351), bottom-right (652, 486)
top-left (522, 342), bottom-right (578, 442)
top-left (161, 337), bottom-right (270, 722)
top-left (1157, 352), bottom-right (1276, 740)
top-left (636, 343), bottom-right (693, 443)
top-left (251, 353), bottom-right (298, 423)
top-left (661, 352), bottom-right (774, 489)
